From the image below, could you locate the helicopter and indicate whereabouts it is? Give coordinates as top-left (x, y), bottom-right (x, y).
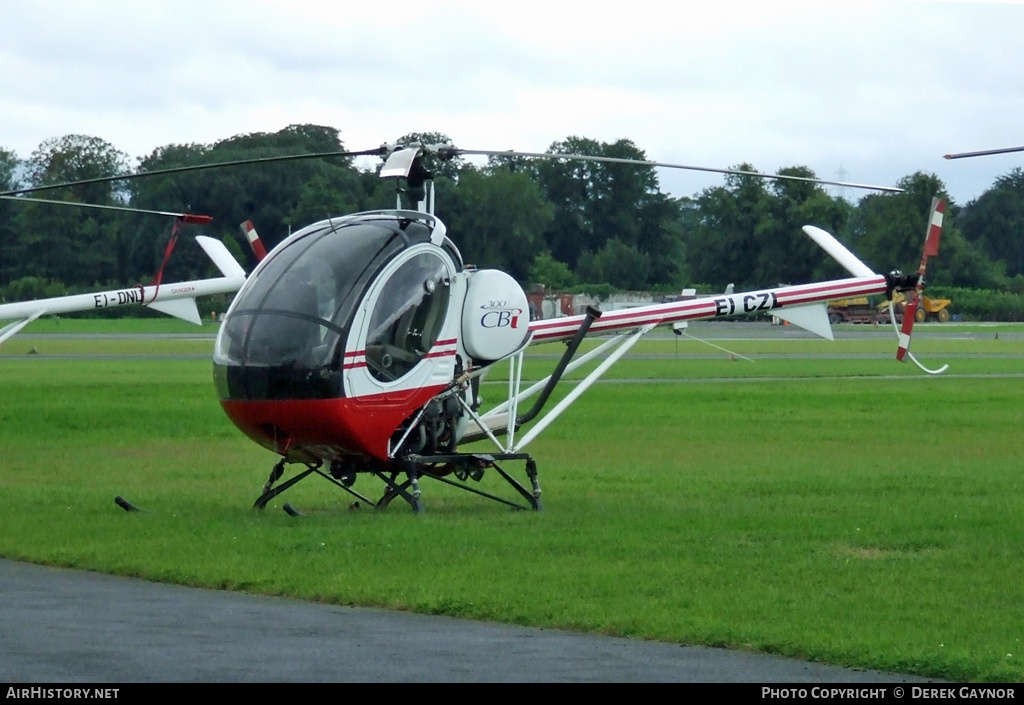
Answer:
top-left (0, 227), bottom-right (245, 346)
top-left (0, 142), bottom-right (946, 514)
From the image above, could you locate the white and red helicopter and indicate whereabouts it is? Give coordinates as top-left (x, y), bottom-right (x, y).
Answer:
top-left (1, 143), bottom-right (947, 514)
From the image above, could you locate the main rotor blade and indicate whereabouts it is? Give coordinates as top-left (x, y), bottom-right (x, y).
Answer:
top-left (0, 195), bottom-right (211, 223)
top-left (944, 146), bottom-right (1024, 160)
top-left (0, 146), bottom-right (389, 198)
top-left (451, 148), bottom-right (904, 193)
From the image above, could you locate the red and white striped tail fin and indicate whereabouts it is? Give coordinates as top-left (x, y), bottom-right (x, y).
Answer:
top-left (895, 197), bottom-right (947, 374)
top-left (240, 220), bottom-right (268, 261)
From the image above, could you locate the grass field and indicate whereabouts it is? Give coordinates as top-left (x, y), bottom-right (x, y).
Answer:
top-left (1, 321), bottom-right (1022, 681)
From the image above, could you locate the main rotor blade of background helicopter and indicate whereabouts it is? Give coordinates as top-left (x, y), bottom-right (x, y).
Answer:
top-left (448, 148), bottom-right (905, 193)
top-left (944, 146), bottom-right (1024, 160)
top-left (0, 195), bottom-right (212, 223)
top-left (0, 146), bottom-right (390, 198)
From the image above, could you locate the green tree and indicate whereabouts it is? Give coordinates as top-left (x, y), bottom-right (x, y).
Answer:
top-left (847, 172), bottom-right (1006, 289)
top-left (25, 134), bottom-right (128, 204)
top-left (684, 166), bottom-right (770, 289)
top-left (959, 169), bottom-right (1024, 278)
top-left (130, 125), bottom-right (361, 281)
top-left (0, 147), bottom-right (21, 282)
top-left (528, 250), bottom-right (576, 290)
top-left (288, 168), bottom-right (364, 228)
top-left (127, 142), bottom-right (213, 281)
top-left (19, 135), bottom-right (128, 284)
top-left (526, 137), bottom-right (681, 287)
top-left (756, 167), bottom-right (854, 285)
top-left (670, 196), bottom-right (703, 287)
top-left (928, 224), bottom-right (1005, 289)
top-left (577, 238), bottom-right (651, 290)
top-left (440, 164), bottom-right (553, 282)
top-left (848, 172), bottom-right (949, 274)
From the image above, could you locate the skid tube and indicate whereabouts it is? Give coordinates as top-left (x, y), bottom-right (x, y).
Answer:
top-left (252, 458), bottom-right (381, 511)
top-left (395, 452), bottom-right (542, 512)
top-left (252, 452), bottom-right (542, 514)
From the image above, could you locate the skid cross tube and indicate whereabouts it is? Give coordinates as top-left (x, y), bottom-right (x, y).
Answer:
top-left (372, 464), bottom-right (425, 513)
top-left (403, 452), bottom-right (542, 511)
top-left (251, 453), bottom-right (540, 515)
top-left (253, 460), bottom-right (381, 510)
top-left (253, 463), bottom-right (319, 509)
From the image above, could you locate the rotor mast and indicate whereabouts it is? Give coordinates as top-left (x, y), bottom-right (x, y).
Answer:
top-left (379, 144), bottom-right (442, 214)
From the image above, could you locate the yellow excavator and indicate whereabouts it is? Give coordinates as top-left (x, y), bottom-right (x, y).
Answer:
top-left (828, 293), bottom-right (952, 324)
top-left (892, 291), bottom-right (952, 323)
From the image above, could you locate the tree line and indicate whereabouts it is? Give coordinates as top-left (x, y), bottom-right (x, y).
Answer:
top-left (1, 124), bottom-right (1022, 305)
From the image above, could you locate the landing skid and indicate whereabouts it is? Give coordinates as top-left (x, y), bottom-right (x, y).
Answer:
top-left (252, 452), bottom-right (542, 514)
top-left (395, 453), bottom-right (542, 512)
top-left (252, 458), bottom-right (379, 511)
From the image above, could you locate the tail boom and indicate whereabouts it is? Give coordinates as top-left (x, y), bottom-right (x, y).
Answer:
top-left (528, 274), bottom-right (888, 344)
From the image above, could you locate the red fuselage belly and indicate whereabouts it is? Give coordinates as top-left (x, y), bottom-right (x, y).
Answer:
top-left (220, 384), bottom-right (447, 462)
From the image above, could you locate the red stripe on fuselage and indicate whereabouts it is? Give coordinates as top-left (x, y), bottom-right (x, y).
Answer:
top-left (342, 339), bottom-right (459, 369)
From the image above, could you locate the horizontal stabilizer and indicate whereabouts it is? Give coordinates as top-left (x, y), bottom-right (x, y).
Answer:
top-left (148, 297), bottom-right (202, 325)
top-left (773, 303), bottom-right (834, 341)
top-left (197, 236), bottom-right (246, 279)
top-left (802, 226), bottom-right (875, 278)
top-left (0, 310), bottom-right (45, 346)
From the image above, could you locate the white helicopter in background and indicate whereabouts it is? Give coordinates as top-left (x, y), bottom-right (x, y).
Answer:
top-left (0, 235), bottom-right (245, 346)
top-left (0, 143), bottom-right (946, 514)
top-left (0, 195), bottom-right (249, 345)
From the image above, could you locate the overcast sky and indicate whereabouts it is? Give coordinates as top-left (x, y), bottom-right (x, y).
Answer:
top-left (2, 0), bottom-right (1021, 205)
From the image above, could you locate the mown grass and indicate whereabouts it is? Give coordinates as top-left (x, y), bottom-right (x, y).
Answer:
top-left (14, 317), bottom-right (219, 335)
top-left (0, 338), bottom-right (215, 357)
top-left (0, 326), bottom-right (1022, 681)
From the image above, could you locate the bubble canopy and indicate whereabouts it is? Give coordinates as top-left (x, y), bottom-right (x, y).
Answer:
top-left (214, 213), bottom-right (459, 401)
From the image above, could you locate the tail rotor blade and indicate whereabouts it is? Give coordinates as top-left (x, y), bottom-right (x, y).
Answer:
top-left (894, 197), bottom-right (948, 374)
top-left (924, 199), bottom-right (944, 258)
top-left (896, 293), bottom-right (918, 361)
top-left (240, 220), bottom-right (268, 262)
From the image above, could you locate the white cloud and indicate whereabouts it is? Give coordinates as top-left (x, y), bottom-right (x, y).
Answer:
top-left (1, 0), bottom-right (1021, 203)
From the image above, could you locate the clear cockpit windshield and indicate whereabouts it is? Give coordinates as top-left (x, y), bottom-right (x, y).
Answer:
top-left (214, 216), bottom-right (421, 400)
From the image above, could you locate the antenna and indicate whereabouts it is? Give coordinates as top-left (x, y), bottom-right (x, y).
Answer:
top-left (835, 165), bottom-right (848, 200)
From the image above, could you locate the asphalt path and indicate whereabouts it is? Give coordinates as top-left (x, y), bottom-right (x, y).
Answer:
top-left (0, 559), bottom-right (936, 684)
